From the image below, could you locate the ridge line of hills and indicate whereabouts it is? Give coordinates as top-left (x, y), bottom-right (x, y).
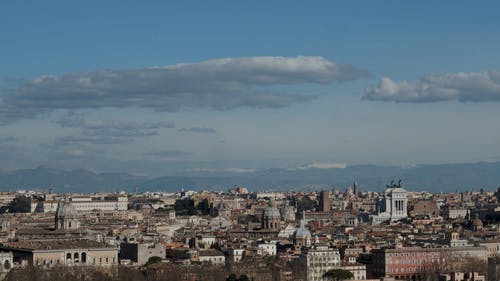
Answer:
top-left (0, 161), bottom-right (499, 193)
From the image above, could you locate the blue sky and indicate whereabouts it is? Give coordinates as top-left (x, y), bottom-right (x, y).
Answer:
top-left (1, 1), bottom-right (500, 176)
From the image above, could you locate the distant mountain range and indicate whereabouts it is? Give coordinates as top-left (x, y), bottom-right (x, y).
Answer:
top-left (0, 162), bottom-right (499, 193)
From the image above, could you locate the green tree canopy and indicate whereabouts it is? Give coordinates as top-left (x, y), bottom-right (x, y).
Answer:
top-left (196, 198), bottom-right (210, 215)
top-left (226, 273), bottom-right (238, 281)
top-left (226, 274), bottom-right (250, 281)
top-left (290, 195), bottom-right (317, 213)
top-left (323, 269), bottom-right (354, 281)
top-left (238, 274), bottom-right (250, 281)
top-left (174, 198), bottom-right (195, 215)
top-left (144, 256), bottom-right (162, 266)
top-left (7, 196), bottom-right (31, 213)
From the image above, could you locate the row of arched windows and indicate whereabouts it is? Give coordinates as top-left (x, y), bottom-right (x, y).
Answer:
top-left (66, 252), bottom-right (87, 263)
top-left (35, 253), bottom-right (116, 267)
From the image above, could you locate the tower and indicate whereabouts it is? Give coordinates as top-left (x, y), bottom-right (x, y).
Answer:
top-left (319, 190), bottom-right (329, 212)
top-left (353, 181), bottom-right (359, 196)
top-left (293, 211), bottom-right (311, 247)
top-left (280, 198), bottom-right (296, 222)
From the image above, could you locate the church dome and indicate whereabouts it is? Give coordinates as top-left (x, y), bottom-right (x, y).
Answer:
top-left (472, 216), bottom-right (483, 228)
top-left (263, 206), bottom-right (280, 218)
top-left (293, 226), bottom-right (312, 240)
top-left (56, 202), bottom-right (77, 218)
top-left (214, 199), bottom-right (230, 210)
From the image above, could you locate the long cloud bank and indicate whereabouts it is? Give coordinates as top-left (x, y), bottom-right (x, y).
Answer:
top-left (53, 118), bottom-right (176, 145)
top-left (0, 56), bottom-right (367, 124)
top-left (363, 70), bottom-right (500, 102)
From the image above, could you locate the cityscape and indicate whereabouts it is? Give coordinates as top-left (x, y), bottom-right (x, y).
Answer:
top-left (1, 1), bottom-right (500, 281)
top-left (0, 183), bottom-right (498, 281)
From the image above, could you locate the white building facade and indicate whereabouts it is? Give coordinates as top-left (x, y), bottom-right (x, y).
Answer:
top-left (300, 246), bottom-right (341, 281)
top-left (371, 185), bottom-right (408, 223)
top-left (33, 196), bottom-right (128, 213)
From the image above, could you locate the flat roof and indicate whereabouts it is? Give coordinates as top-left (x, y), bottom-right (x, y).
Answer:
top-left (1, 239), bottom-right (116, 251)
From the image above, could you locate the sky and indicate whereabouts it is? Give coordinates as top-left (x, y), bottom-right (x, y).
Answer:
top-left (1, 1), bottom-right (500, 176)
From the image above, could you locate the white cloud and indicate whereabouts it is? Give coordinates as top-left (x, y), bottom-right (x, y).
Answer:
top-left (296, 162), bottom-right (347, 170)
top-left (0, 56), bottom-right (367, 123)
top-left (363, 70), bottom-right (500, 102)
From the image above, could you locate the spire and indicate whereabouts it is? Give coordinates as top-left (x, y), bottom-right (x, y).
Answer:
top-left (300, 210), bottom-right (306, 227)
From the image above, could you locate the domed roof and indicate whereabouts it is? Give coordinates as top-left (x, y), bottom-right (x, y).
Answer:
top-left (472, 214), bottom-right (483, 227)
top-left (56, 202), bottom-right (77, 218)
top-left (215, 199), bottom-right (230, 210)
top-left (210, 216), bottom-right (231, 228)
top-left (293, 223), bottom-right (312, 240)
top-left (263, 206), bottom-right (280, 218)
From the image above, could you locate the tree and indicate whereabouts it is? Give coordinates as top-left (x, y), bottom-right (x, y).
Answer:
top-left (226, 274), bottom-right (250, 281)
top-left (144, 256), bottom-right (162, 266)
top-left (239, 274), bottom-right (250, 281)
top-left (174, 198), bottom-right (195, 215)
top-left (196, 198), bottom-right (210, 215)
top-left (322, 269), bottom-right (354, 281)
top-left (289, 196), bottom-right (317, 213)
top-left (7, 196), bottom-right (31, 213)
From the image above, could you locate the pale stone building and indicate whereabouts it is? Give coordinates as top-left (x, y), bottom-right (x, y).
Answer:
top-left (119, 242), bottom-right (165, 265)
top-left (371, 183), bottom-right (409, 223)
top-left (300, 245), bottom-right (341, 281)
top-left (197, 249), bottom-right (225, 265)
top-left (258, 242), bottom-right (277, 256)
top-left (33, 196), bottom-right (128, 213)
top-left (0, 240), bottom-right (118, 268)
